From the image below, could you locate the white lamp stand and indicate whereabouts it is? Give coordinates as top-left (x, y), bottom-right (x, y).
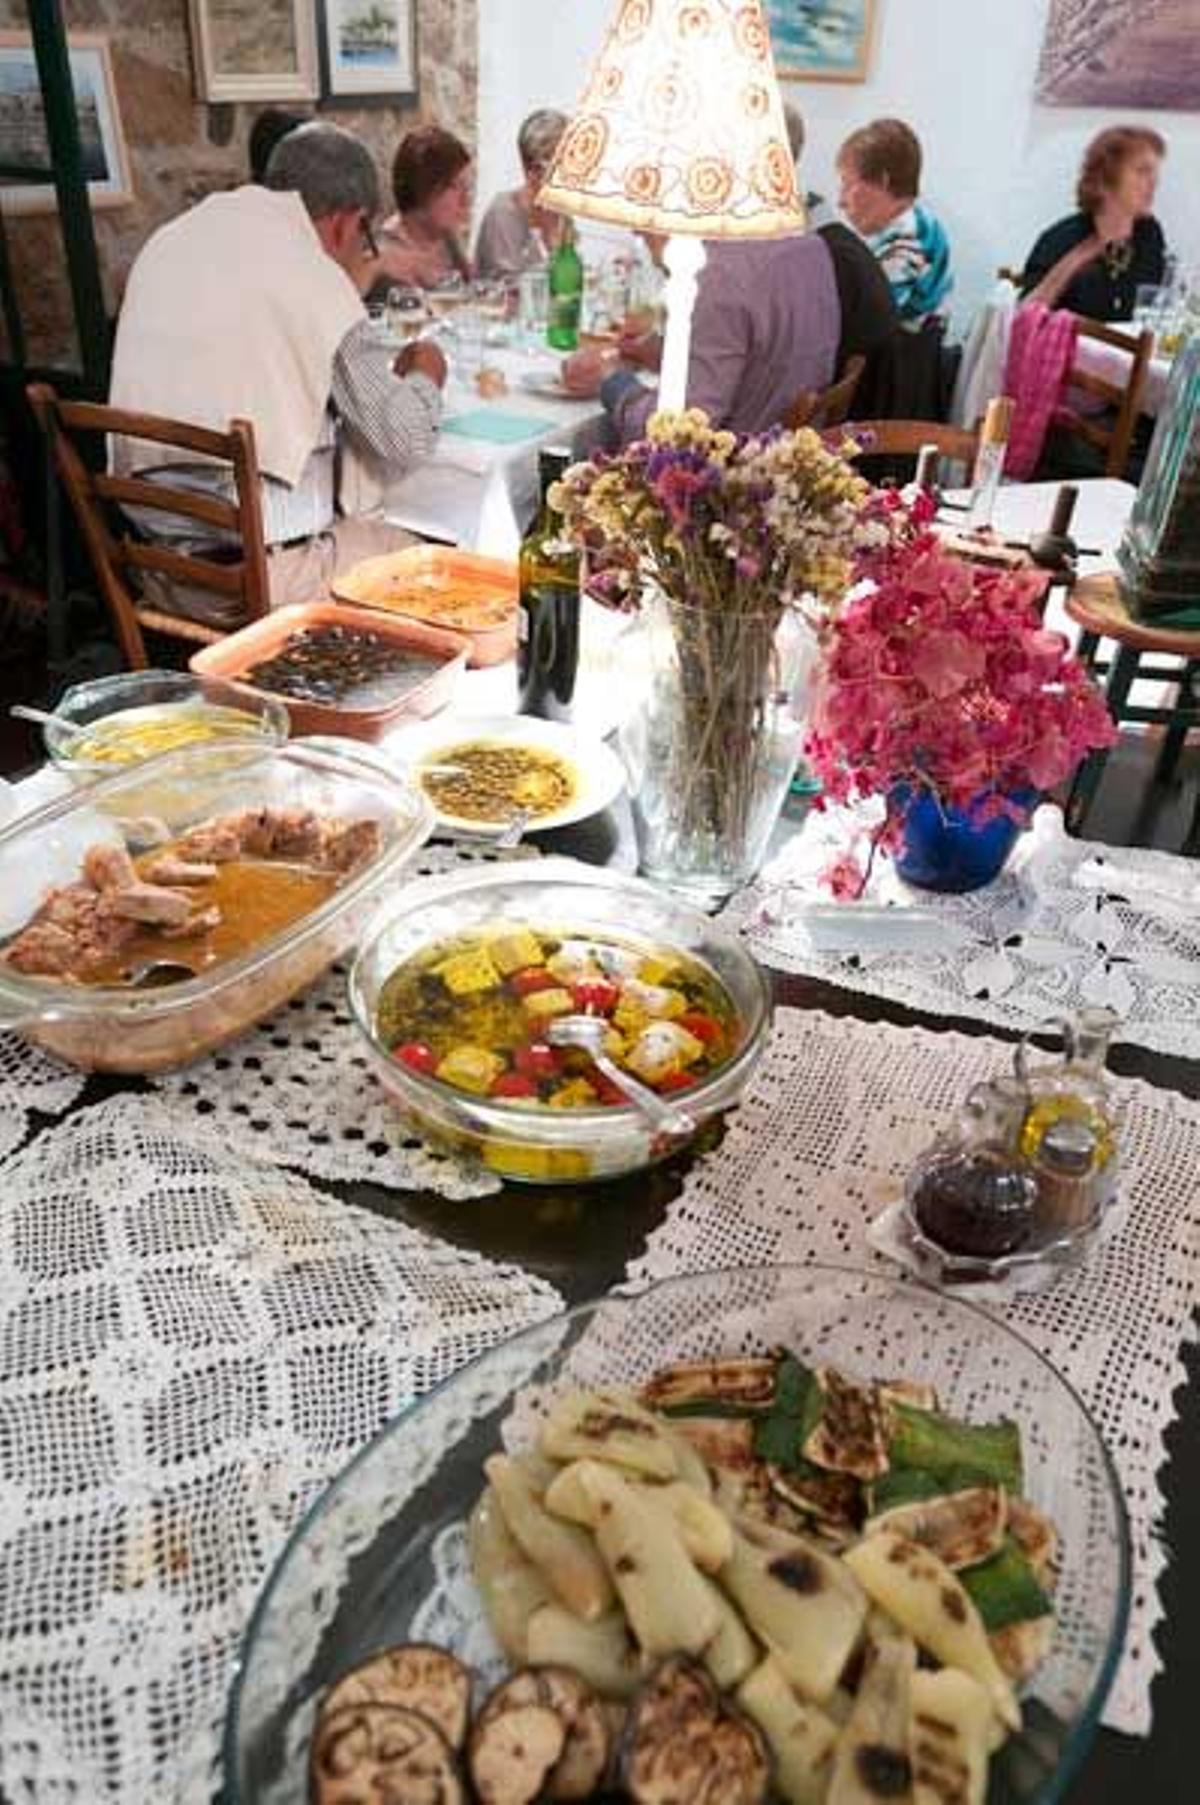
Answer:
top-left (657, 234), bottom-right (707, 414)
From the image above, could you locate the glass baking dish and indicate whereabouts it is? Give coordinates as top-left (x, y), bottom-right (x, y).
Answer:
top-left (0, 738), bottom-right (433, 1074)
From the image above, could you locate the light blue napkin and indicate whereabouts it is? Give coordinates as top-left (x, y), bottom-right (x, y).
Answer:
top-left (440, 410), bottom-right (556, 444)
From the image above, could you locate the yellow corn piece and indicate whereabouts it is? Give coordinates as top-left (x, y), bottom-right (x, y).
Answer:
top-left (548, 1077), bottom-right (599, 1109)
top-left (483, 1141), bottom-right (591, 1180)
top-left (433, 947), bottom-right (501, 996)
top-left (637, 955), bottom-right (684, 986)
top-left (435, 1045), bottom-right (506, 1094)
top-left (522, 986), bottom-right (575, 1022)
top-left (487, 928), bottom-right (545, 976)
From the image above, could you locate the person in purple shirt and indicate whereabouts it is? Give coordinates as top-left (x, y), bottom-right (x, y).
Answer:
top-left (562, 231), bottom-right (841, 442)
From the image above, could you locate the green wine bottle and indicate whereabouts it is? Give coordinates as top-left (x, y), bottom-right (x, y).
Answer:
top-left (518, 447), bottom-right (580, 721)
top-left (547, 221), bottom-right (584, 351)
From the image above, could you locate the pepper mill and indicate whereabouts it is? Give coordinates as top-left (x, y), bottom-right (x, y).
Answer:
top-left (1029, 484), bottom-right (1080, 573)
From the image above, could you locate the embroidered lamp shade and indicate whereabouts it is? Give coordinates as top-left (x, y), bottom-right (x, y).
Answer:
top-left (538, 0), bottom-right (805, 239)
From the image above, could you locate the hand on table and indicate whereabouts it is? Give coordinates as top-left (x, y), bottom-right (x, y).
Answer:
top-left (394, 339), bottom-right (448, 388)
top-left (560, 344), bottom-right (619, 398)
top-left (616, 325), bottom-right (663, 371)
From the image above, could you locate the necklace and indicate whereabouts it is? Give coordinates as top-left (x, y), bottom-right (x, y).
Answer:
top-left (1102, 238), bottom-right (1134, 279)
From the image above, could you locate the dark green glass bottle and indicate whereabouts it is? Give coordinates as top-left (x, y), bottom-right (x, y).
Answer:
top-left (546, 220), bottom-right (583, 351)
top-left (518, 447), bottom-right (580, 721)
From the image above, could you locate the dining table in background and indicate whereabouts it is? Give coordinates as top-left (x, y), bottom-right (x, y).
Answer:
top-left (383, 335), bottom-right (607, 558)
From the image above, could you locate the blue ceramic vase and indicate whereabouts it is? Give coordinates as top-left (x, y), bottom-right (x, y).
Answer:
top-left (892, 787), bottom-right (1037, 894)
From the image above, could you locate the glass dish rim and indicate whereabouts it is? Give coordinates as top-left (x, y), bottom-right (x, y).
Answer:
top-left (0, 736), bottom-right (434, 1020)
top-left (222, 1259), bottom-right (1132, 1805)
top-left (346, 862), bottom-right (774, 1121)
top-left (44, 668), bottom-right (291, 770)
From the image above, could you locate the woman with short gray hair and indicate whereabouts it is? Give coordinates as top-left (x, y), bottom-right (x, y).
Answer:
top-left (475, 107), bottom-right (569, 279)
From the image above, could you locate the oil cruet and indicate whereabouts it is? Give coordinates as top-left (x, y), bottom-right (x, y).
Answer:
top-left (1015, 1006), bottom-right (1122, 1235)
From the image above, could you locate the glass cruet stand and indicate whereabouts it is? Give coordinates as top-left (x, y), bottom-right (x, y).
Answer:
top-left (905, 1073), bottom-right (1038, 1260)
top-left (1016, 1007), bottom-right (1122, 1232)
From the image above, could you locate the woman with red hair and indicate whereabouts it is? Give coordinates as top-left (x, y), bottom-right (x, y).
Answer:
top-left (1021, 126), bottom-right (1167, 320)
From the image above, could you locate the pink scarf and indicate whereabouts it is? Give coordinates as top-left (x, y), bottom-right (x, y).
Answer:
top-left (1002, 302), bottom-right (1079, 480)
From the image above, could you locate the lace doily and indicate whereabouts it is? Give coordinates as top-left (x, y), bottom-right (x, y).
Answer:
top-left (133, 841), bottom-right (541, 1201)
top-left (628, 1005), bottom-right (1200, 1736)
top-left (0, 1031), bottom-right (86, 1160)
top-left (0, 1093), bottom-right (563, 1803)
top-left (723, 804), bottom-right (1200, 1059)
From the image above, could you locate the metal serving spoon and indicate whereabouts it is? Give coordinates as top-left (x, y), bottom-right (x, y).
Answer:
top-left (10, 703), bottom-right (85, 742)
top-left (492, 805), bottom-right (533, 851)
top-left (120, 958), bottom-right (199, 989)
top-left (546, 1014), bottom-right (697, 1139)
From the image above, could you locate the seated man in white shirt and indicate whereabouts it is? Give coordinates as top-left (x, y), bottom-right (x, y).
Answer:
top-left (109, 121), bottom-right (446, 621)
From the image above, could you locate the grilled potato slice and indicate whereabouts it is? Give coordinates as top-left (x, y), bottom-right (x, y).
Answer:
top-left (526, 1605), bottom-right (642, 1700)
top-left (719, 1517), bottom-right (867, 1704)
top-left (737, 1655), bottom-right (838, 1805)
top-left (540, 1389), bottom-right (679, 1480)
top-left (910, 1668), bottom-right (993, 1805)
top-left (579, 1461), bottom-right (721, 1658)
top-left (468, 1488), bottom-right (552, 1663)
top-left (827, 1635), bottom-right (915, 1805)
top-left (485, 1454), bottom-right (614, 1622)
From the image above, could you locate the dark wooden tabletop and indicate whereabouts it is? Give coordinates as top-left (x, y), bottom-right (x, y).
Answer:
top-left (29, 802), bottom-right (1198, 1803)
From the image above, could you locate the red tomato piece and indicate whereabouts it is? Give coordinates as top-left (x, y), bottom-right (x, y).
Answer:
top-left (590, 1071), bottom-right (629, 1107)
top-left (514, 1042), bottom-right (561, 1079)
top-left (490, 1072), bottom-right (539, 1099)
top-left (657, 1071), bottom-right (698, 1093)
top-left (509, 968), bottom-right (558, 997)
top-left (678, 1011), bottom-right (721, 1045)
top-left (571, 978), bottom-right (620, 1015)
top-left (393, 1041), bottom-right (437, 1075)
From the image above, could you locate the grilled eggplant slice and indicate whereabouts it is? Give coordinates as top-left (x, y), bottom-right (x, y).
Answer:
top-left (867, 1485), bottom-right (1007, 1571)
top-left (485, 1454), bottom-right (614, 1622)
top-left (769, 1463), bottom-right (864, 1543)
top-left (878, 1379), bottom-right (940, 1416)
top-left (540, 1389), bottom-right (678, 1479)
top-left (622, 1656), bottom-right (770, 1805)
top-left (579, 1460), bottom-right (721, 1657)
top-left (311, 1703), bottom-right (464, 1805)
top-left (719, 1517), bottom-right (867, 1703)
top-left (842, 1532), bottom-right (1019, 1732)
top-left (526, 1604), bottom-right (642, 1700)
top-left (737, 1655), bottom-right (838, 1805)
top-left (670, 1414), bottom-right (758, 1474)
top-left (1005, 1496), bottom-right (1059, 1589)
top-left (473, 1666), bottom-right (610, 1801)
top-left (641, 1357), bottom-right (777, 1412)
top-left (319, 1644), bottom-right (471, 1752)
top-left (468, 1702), bottom-right (565, 1805)
top-left (827, 1635), bottom-right (915, 1805)
top-left (805, 1369), bottom-right (889, 1483)
top-left (910, 1668), bottom-right (992, 1805)
top-left (469, 1488), bottom-right (552, 1664)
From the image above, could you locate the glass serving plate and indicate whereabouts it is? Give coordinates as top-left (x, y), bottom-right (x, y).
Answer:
top-left (44, 668), bottom-right (290, 785)
top-left (348, 858), bottom-right (773, 1182)
top-left (225, 1264), bottom-right (1129, 1805)
top-left (0, 737), bottom-right (433, 1074)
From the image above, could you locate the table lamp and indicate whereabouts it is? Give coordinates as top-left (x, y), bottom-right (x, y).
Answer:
top-left (537, 0), bottom-right (805, 412)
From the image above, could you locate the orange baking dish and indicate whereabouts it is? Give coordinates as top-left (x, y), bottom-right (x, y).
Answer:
top-left (189, 600), bottom-right (468, 741)
top-left (332, 544), bottom-right (519, 667)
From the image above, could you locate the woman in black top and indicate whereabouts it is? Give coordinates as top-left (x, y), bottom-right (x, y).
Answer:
top-left (1021, 125), bottom-right (1166, 321)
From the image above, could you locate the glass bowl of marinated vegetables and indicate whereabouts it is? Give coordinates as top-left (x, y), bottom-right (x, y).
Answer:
top-left (226, 1263), bottom-right (1128, 1804)
top-left (349, 858), bottom-right (772, 1182)
top-left (46, 669), bottom-right (289, 784)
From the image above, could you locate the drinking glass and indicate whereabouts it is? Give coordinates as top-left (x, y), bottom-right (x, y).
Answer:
top-left (518, 267), bottom-right (550, 342)
top-left (1133, 283), bottom-right (1166, 332)
top-left (452, 303), bottom-right (485, 379)
top-left (386, 285), bottom-right (429, 343)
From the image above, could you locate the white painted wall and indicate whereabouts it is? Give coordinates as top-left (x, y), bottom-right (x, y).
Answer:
top-left (475, 0), bottom-right (1200, 332)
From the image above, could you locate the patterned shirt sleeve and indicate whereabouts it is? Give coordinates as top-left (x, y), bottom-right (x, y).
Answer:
top-left (330, 318), bottom-right (443, 475)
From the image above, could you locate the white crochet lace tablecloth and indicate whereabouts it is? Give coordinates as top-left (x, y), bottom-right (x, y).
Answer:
top-left (722, 804), bottom-right (1200, 1060)
top-left (0, 840), bottom-right (540, 1196)
top-left (0, 1094), bottom-right (563, 1804)
top-left (629, 1005), bottom-right (1200, 1737)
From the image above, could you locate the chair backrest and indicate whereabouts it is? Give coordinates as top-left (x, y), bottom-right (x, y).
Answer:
top-left (1063, 317), bottom-right (1154, 478)
top-left (840, 419), bottom-right (980, 466)
top-left (26, 383), bottom-right (270, 670)
top-left (785, 354), bottom-right (867, 432)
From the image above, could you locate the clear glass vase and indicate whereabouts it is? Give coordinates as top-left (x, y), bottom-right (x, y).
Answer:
top-left (618, 589), bottom-right (816, 907)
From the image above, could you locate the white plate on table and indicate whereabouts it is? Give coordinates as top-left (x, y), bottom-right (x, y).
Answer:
top-left (390, 712), bottom-right (624, 834)
top-left (518, 369), bottom-right (573, 401)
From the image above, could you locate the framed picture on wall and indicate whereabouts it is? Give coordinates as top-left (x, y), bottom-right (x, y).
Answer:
top-left (317, 0), bottom-right (418, 106)
top-left (768, 1), bottom-right (876, 84)
top-left (187, 0), bottom-right (319, 103)
top-left (1038, 0), bottom-right (1200, 110)
top-left (0, 32), bottom-right (133, 213)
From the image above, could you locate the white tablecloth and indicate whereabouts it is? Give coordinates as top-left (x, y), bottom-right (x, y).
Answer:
top-left (383, 338), bottom-right (607, 558)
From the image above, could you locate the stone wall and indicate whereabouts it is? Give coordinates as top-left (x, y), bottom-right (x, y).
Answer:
top-left (0, 0), bottom-right (477, 371)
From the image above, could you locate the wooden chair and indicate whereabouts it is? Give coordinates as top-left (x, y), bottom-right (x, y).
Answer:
top-left (840, 419), bottom-right (980, 465)
top-left (1065, 570), bottom-right (1200, 840)
top-left (1059, 318), bottom-right (1154, 479)
top-left (785, 354), bottom-right (866, 431)
top-left (26, 384), bottom-right (270, 671)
